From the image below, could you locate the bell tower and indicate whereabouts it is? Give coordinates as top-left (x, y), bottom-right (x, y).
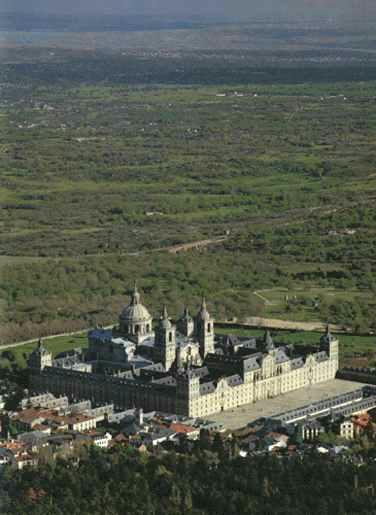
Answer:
top-left (195, 298), bottom-right (215, 359)
top-left (154, 306), bottom-right (176, 371)
top-left (177, 307), bottom-right (194, 337)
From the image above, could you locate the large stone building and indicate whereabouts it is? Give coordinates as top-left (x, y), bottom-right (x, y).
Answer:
top-left (28, 285), bottom-right (339, 418)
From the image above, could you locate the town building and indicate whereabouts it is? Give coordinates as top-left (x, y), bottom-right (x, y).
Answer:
top-left (301, 420), bottom-right (325, 442)
top-left (76, 432), bottom-right (113, 448)
top-left (338, 418), bottom-right (355, 440)
top-left (28, 285), bottom-right (339, 418)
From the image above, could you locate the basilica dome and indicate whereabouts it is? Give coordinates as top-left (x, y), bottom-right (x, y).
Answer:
top-left (119, 284), bottom-right (153, 342)
top-left (120, 301), bottom-right (152, 324)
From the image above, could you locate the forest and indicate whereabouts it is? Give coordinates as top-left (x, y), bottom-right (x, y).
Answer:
top-left (2, 446), bottom-right (376, 515)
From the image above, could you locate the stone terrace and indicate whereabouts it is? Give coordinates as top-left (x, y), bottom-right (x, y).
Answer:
top-left (209, 379), bottom-right (366, 430)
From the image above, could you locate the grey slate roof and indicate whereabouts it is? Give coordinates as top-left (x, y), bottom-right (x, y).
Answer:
top-left (275, 348), bottom-right (290, 364)
top-left (241, 338), bottom-right (258, 350)
top-left (290, 357), bottom-right (305, 370)
top-left (143, 363), bottom-right (165, 372)
top-left (54, 354), bottom-right (82, 368)
top-left (88, 328), bottom-right (113, 343)
top-left (152, 376), bottom-right (177, 387)
top-left (244, 355), bottom-right (262, 372)
top-left (200, 382), bottom-right (216, 395)
top-left (315, 351), bottom-right (329, 363)
top-left (191, 366), bottom-right (210, 379)
top-left (227, 374), bottom-right (243, 387)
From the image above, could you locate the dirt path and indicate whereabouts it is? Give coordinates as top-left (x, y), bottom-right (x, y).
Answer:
top-left (163, 236), bottom-right (228, 254)
top-left (253, 290), bottom-right (273, 306)
top-left (218, 317), bottom-right (347, 333)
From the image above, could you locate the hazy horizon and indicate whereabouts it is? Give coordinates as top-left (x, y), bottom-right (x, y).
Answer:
top-left (2, 0), bottom-right (376, 23)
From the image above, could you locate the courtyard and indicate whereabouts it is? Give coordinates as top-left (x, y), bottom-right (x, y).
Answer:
top-left (209, 379), bottom-right (366, 430)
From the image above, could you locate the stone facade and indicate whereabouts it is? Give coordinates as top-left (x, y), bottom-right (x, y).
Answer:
top-left (178, 331), bottom-right (339, 418)
top-left (28, 287), bottom-right (339, 418)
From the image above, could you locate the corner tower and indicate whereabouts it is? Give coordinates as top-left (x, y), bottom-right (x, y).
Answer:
top-left (28, 340), bottom-right (52, 371)
top-left (195, 298), bottom-right (215, 359)
top-left (320, 325), bottom-right (339, 376)
top-left (176, 369), bottom-right (200, 416)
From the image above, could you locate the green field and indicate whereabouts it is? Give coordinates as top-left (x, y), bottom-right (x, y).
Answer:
top-left (252, 287), bottom-right (375, 323)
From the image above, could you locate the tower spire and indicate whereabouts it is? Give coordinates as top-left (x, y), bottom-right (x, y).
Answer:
top-left (177, 306), bottom-right (194, 338)
top-left (131, 281), bottom-right (140, 305)
top-left (197, 296), bottom-right (210, 321)
top-left (264, 329), bottom-right (274, 351)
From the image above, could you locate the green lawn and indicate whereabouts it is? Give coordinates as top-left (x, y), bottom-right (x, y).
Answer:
top-left (2, 334), bottom-right (88, 369)
top-left (252, 287), bottom-right (374, 323)
top-left (215, 325), bottom-right (376, 365)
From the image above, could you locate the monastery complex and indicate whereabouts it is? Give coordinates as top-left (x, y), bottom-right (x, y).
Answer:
top-left (28, 284), bottom-right (339, 418)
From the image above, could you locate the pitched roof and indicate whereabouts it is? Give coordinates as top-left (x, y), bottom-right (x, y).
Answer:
top-left (170, 423), bottom-right (197, 434)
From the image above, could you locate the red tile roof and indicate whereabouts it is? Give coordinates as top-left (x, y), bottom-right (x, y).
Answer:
top-left (169, 423), bottom-right (197, 434)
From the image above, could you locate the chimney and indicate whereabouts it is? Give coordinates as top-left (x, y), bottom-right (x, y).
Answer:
top-left (137, 407), bottom-right (144, 426)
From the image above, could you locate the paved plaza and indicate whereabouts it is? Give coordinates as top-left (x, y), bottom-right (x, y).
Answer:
top-left (210, 379), bottom-right (366, 430)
